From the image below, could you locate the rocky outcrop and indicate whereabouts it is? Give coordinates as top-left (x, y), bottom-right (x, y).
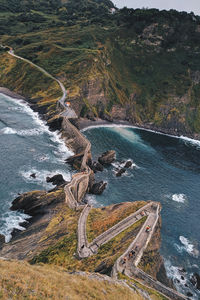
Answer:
top-left (115, 160), bottom-right (133, 177)
top-left (11, 189), bottom-right (64, 216)
top-left (98, 150), bottom-right (116, 165)
top-left (90, 161), bottom-right (104, 172)
top-left (46, 174), bottom-right (66, 186)
top-left (116, 168), bottom-right (126, 177)
top-left (47, 116), bottom-right (63, 131)
top-left (90, 181), bottom-right (107, 195)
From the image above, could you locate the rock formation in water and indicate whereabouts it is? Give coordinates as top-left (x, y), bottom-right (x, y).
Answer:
top-left (98, 150), bottom-right (116, 165)
top-left (90, 181), bottom-right (107, 195)
top-left (46, 174), bottom-right (66, 186)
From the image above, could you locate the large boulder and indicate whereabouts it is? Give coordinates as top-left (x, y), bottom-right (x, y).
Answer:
top-left (11, 191), bottom-right (47, 216)
top-left (98, 150), bottom-right (116, 165)
top-left (46, 174), bottom-right (65, 186)
top-left (10, 189), bottom-right (64, 217)
top-left (90, 181), bottom-right (107, 195)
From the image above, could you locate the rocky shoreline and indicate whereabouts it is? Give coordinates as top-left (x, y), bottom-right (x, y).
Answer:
top-left (0, 87), bottom-right (197, 296)
top-left (79, 117), bottom-right (200, 142)
top-left (1, 88), bottom-right (200, 142)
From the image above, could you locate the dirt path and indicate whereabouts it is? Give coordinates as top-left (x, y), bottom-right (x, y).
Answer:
top-left (0, 45), bottom-right (77, 118)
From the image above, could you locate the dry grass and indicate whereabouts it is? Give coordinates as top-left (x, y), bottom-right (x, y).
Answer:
top-left (87, 201), bottom-right (147, 242)
top-left (0, 260), bottom-right (144, 300)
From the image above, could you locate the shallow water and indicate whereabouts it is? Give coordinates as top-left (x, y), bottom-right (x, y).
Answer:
top-left (84, 126), bottom-right (200, 299)
top-left (0, 93), bottom-right (73, 242)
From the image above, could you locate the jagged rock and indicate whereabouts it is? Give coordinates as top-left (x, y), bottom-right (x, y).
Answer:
top-left (90, 181), bottom-right (107, 195)
top-left (30, 173), bottom-right (36, 179)
top-left (190, 273), bottom-right (200, 290)
top-left (11, 189), bottom-right (64, 216)
top-left (91, 161), bottom-right (104, 172)
top-left (11, 191), bottom-right (47, 216)
top-left (124, 160), bottom-right (132, 168)
top-left (46, 174), bottom-right (65, 186)
top-left (116, 168), bottom-right (126, 177)
top-left (0, 234), bottom-right (5, 248)
top-left (98, 150), bottom-right (116, 165)
top-left (65, 153), bottom-right (84, 169)
top-left (181, 276), bottom-right (185, 280)
top-left (187, 292), bottom-right (193, 297)
top-left (47, 116), bottom-right (63, 131)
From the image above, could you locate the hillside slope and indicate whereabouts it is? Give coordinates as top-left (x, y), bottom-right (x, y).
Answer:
top-left (1, 1), bottom-right (200, 137)
top-left (0, 260), bottom-right (144, 300)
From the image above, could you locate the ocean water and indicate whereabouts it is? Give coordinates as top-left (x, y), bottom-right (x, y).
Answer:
top-left (83, 125), bottom-right (200, 299)
top-left (0, 93), bottom-right (73, 242)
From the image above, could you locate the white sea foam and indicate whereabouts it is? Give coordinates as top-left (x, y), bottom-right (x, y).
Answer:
top-left (81, 123), bottom-right (200, 147)
top-left (172, 193), bottom-right (187, 203)
top-left (112, 159), bottom-right (138, 170)
top-left (0, 127), bottom-right (43, 136)
top-left (164, 260), bottom-right (199, 300)
top-left (2, 94), bottom-right (73, 159)
top-left (84, 194), bottom-right (103, 207)
top-left (20, 168), bottom-right (71, 188)
top-left (179, 236), bottom-right (199, 258)
top-left (0, 211), bottom-right (31, 243)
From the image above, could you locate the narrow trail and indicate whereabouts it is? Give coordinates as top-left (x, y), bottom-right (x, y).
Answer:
top-left (88, 202), bottom-right (151, 254)
top-left (111, 203), bottom-right (187, 300)
top-left (1, 44), bottom-right (188, 300)
top-left (1, 45), bottom-right (77, 118)
top-left (77, 204), bottom-right (93, 258)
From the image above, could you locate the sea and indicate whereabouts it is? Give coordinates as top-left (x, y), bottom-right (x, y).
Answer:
top-left (0, 92), bottom-right (199, 299)
top-left (83, 125), bottom-right (200, 299)
top-left (0, 93), bottom-right (73, 242)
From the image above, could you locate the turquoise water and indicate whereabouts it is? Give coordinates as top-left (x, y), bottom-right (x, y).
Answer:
top-left (0, 93), bottom-right (73, 242)
top-left (83, 126), bottom-right (200, 299)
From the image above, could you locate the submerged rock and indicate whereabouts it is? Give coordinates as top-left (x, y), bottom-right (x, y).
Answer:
top-left (30, 173), bottom-right (36, 179)
top-left (90, 181), bottom-right (107, 195)
top-left (124, 160), bottom-right (132, 168)
top-left (98, 150), bottom-right (116, 165)
top-left (46, 174), bottom-right (65, 186)
top-left (190, 273), bottom-right (200, 290)
top-left (116, 168), bottom-right (126, 177)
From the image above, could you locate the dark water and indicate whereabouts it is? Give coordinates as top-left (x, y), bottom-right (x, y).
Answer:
top-left (83, 125), bottom-right (200, 299)
top-left (0, 93), bottom-right (72, 242)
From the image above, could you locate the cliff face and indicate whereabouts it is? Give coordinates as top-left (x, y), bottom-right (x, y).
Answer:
top-left (138, 216), bottom-right (173, 288)
top-left (1, 8), bottom-right (200, 138)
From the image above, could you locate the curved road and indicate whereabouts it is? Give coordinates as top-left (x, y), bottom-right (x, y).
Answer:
top-left (1, 45), bottom-right (77, 118)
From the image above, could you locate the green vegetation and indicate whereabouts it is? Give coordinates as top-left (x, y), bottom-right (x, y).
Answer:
top-left (0, 1), bottom-right (200, 133)
top-left (31, 202), bottom-right (146, 276)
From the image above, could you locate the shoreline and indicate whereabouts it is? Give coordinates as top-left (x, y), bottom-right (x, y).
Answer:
top-left (79, 117), bottom-right (200, 145)
top-left (1, 87), bottom-right (200, 144)
top-left (0, 87), bottom-right (25, 100)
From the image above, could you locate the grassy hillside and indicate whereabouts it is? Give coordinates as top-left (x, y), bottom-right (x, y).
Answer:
top-left (0, 260), bottom-right (144, 300)
top-left (1, 2), bottom-right (200, 136)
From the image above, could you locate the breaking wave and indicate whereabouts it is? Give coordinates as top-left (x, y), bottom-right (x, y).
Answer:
top-left (172, 193), bottom-right (187, 203)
